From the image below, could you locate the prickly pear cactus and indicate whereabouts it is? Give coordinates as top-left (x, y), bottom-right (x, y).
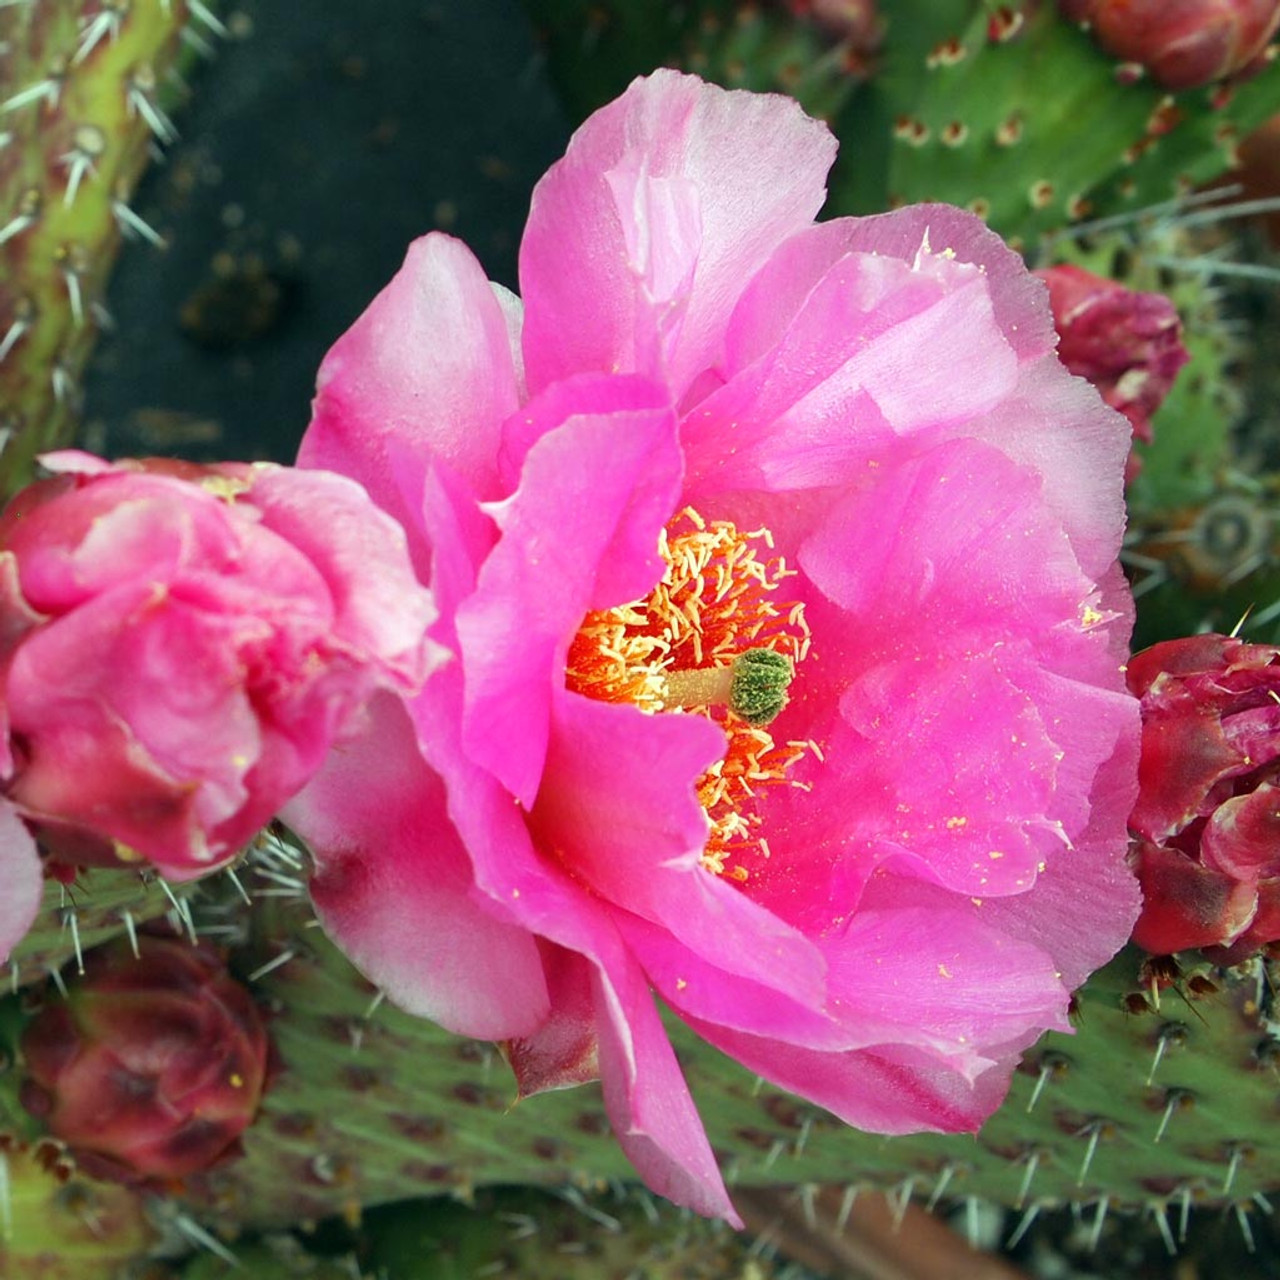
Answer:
top-left (10, 870), bottom-right (1226, 1239)
top-left (0, 0), bottom-right (220, 497)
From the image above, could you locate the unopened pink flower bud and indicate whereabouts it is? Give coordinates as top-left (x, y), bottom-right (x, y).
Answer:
top-left (19, 936), bottom-right (271, 1182)
top-left (1036, 264), bottom-right (1189, 481)
top-left (1127, 633), bottom-right (1280, 959)
top-left (0, 452), bottom-right (438, 884)
top-left (1060, 0), bottom-right (1280, 89)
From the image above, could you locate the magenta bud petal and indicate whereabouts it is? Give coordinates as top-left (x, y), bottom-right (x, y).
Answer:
top-left (0, 454), bottom-right (438, 879)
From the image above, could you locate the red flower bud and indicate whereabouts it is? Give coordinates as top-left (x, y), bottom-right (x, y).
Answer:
top-left (1127, 634), bottom-right (1280, 958)
top-left (1060, 0), bottom-right (1280, 90)
top-left (19, 936), bottom-right (270, 1183)
top-left (1036, 264), bottom-right (1189, 481)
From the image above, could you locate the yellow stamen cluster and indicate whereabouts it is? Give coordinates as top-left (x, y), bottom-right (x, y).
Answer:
top-left (566, 508), bottom-right (815, 882)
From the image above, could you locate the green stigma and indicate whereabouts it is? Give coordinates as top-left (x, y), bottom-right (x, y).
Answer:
top-left (728, 648), bottom-right (794, 726)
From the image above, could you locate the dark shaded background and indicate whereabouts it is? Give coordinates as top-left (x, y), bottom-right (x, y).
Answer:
top-left (84, 0), bottom-right (568, 463)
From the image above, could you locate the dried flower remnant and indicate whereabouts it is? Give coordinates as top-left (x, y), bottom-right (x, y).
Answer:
top-left (1127, 634), bottom-right (1280, 960)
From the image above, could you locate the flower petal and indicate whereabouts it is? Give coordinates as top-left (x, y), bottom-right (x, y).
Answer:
top-left (457, 376), bottom-right (684, 806)
top-left (532, 690), bottom-right (829, 1007)
top-left (300, 233), bottom-right (523, 544)
top-left (594, 955), bottom-right (740, 1224)
top-left (520, 69), bottom-right (836, 400)
top-left (283, 692), bottom-right (550, 1040)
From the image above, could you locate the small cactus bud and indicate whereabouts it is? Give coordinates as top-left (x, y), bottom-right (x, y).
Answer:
top-left (19, 935), bottom-right (271, 1183)
top-left (1060, 0), bottom-right (1280, 90)
top-left (1126, 634), bottom-right (1280, 960)
top-left (1035, 264), bottom-right (1189, 481)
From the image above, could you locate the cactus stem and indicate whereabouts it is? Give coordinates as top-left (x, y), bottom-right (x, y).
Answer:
top-left (1006, 1201), bottom-right (1040, 1249)
top-left (1150, 1200), bottom-right (1177, 1256)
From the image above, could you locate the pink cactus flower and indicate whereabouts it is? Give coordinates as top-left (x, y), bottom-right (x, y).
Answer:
top-left (289, 71), bottom-right (1141, 1221)
top-left (1035, 264), bottom-right (1189, 482)
top-left (0, 452), bottom-right (436, 926)
top-left (20, 935), bottom-right (271, 1183)
top-left (1127, 633), bottom-right (1280, 961)
top-left (1060, 0), bottom-right (1280, 90)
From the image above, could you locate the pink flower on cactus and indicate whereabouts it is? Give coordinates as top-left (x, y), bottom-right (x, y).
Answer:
top-left (1060, 0), bottom-right (1280, 89)
top-left (20, 935), bottom-right (271, 1182)
top-left (1128, 634), bottom-right (1280, 960)
top-left (0, 452), bottom-right (435, 945)
top-left (1035, 264), bottom-right (1189, 482)
top-left (289, 71), bottom-right (1141, 1221)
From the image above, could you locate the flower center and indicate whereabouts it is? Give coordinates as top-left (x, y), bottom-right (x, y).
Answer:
top-left (567, 508), bottom-right (815, 882)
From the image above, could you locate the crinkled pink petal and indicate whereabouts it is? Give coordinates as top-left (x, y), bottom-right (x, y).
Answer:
top-left (300, 233), bottom-right (523, 557)
top-left (5, 476), bottom-right (244, 614)
top-left (0, 800), bottom-right (41, 963)
top-left (520, 69), bottom-right (836, 400)
top-left (282, 692), bottom-right (550, 1040)
top-left (244, 465), bottom-right (438, 688)
top-left (616, 911), bottom-right (852, 1049)
top-left (456, 376), bottom-right (683, 806)
top-left (685, 1016), bottom-right (1009, 1135)
top-left (532, 689), bottom-right (828, 1007)
top-left (682, 239), bottom-right (1018, 493)
top-left (7, 584), bottom-right (257, 866)
top-left (819, 901), bottom-right (1070, 1069)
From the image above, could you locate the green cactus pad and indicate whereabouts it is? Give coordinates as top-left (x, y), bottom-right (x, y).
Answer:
top-left (7, 867), bottom-right (202, 992)
top-left (155, 885), bottom-right (1280, 1235)
top-left (831, 2), bottom-right (1280, 245)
